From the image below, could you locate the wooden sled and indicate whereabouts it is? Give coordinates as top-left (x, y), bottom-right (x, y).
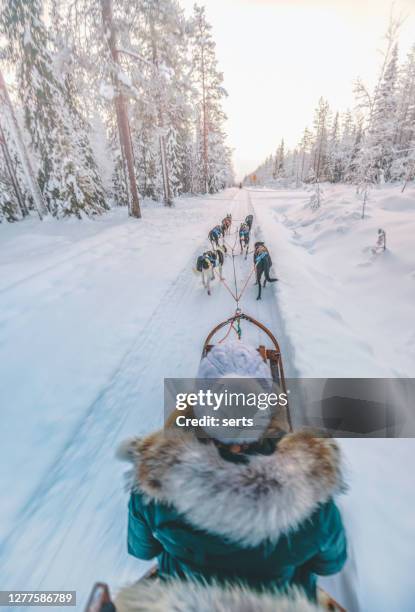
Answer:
top-left (318, 588), bottom-right (347, 612)
top-left (85, 583), bottom-right (114, 612)
top-left (202, 311), bottom-right (293, 432)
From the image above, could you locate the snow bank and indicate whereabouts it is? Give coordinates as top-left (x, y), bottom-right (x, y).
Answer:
top-left (251, 184), bottom-right (415, 612)
top-left (253, 183), bottom-right (415, 378)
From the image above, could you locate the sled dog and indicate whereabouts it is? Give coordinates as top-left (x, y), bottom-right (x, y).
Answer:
top-left (253, 242), bottom-right (278, 300)
top-left (209, 225), bottom-right (224, 249)
top-left (239, 222), bottom-right (250, 259)
top-left (221, 214), bottom-right (232, 236)
top-left (195, 246), bottom-right (226, 295)
top-left (245, 214), bottom-right (253, 231)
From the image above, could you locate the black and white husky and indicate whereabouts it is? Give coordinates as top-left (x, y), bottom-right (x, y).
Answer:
top-left (245, 214), bottom-right (253, 231)
top-left (195, 246), bottom-right (227, 295)
top-left (253, 242), bottom-right (278, 300)
top-left (208, 225), bottom-right (224, 249)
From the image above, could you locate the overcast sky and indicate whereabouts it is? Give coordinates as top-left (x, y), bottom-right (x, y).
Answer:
top-left (180, 0), bottom-right (415, 180)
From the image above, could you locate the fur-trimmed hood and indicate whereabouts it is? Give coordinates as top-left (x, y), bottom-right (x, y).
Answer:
top-left (115, 579), bottom-right (323, 612)
top-left (118, 428), bottom-right (344, 548)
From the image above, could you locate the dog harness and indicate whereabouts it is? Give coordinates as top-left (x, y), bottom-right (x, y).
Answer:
top-left (206, 253), bottom-right (217, 266)
top-left (255, 251), bottom-right (268, 266)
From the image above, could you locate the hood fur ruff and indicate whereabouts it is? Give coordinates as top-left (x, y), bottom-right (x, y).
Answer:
top-left (119, 428), bottom-right (344, 549)
top-left (115, 580), bottom-right (323, 612)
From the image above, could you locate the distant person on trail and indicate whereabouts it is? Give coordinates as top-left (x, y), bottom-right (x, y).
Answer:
top-left (119, 342), bottom-right (347, 605)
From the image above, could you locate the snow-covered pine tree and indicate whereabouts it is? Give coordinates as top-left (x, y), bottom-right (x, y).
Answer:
top-left (0, 143), bottom-right (22, 222)
top-left (0, 0), bottom-right (108, 218)
top-left (190, 4), bottom-right (230, 194)
top-left (337, 110), bottom-right (355, 182)
top-left (310, 98), bottom-right (331, 183)
top-left (0, 118), bottom-right (29, 222)
top-left (354, 17), bottom-right (403, 187)
top-left (118, 0), bottom-right (193, 204)
top-left (393, 44), bottom-right (415, 185)
top-left (367, 44), bottom-right (399, 183)
top-left (49, 6), bottom-right (108, 212)
top-left (327, 112), bottom-right (342, 183)
top-left (298, 127), bottom-right (313, 183)
top-left (282, 148), bottom-right (298, 185)
top-left (273, 139), bottom-right (285, 180)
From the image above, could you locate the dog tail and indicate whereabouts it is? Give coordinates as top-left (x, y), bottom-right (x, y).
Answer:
top-left (265, 265), bottom-right (278, 283)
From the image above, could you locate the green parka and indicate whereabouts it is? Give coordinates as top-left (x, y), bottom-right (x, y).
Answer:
top-left (121, 429), bottom-right (347, 601)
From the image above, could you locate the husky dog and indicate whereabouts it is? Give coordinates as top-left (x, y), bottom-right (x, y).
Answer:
top-left (239, 222), bottom-right (250, 259)
top-left (221, 214), bottom-right (232, 236)
top-left (245, 214), bottom-right (253, 231)
top-left (195, 246), bottom-right (226, 295)
top-left (253, 242), bottom-right (278, 300)
top-left (209, 225), bottom-right (223, 249)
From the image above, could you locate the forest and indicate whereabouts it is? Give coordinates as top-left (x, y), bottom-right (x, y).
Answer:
top-left (0, 0), bottom-right (234, 223)
top-left (247, 19), bottom-right (415, 206)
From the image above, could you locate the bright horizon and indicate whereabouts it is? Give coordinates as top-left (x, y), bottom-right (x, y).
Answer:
top-left (181, 0), bottom-right (415, 180)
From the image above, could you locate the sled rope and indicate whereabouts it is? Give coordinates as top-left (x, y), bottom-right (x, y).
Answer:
top-left (219, 210), bottom-right (258, 310)
top-left (218, 310), bottom-right (242, 343)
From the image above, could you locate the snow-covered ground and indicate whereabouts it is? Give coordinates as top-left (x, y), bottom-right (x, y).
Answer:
top-left (251, 183), bottom-right (415, 612)
top-left (1, 185), bottom-right (414, 611)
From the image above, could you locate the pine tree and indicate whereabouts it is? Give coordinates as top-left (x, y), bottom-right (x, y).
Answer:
top-left (0, 152), bottom-right (21, 222)
top-left (338, 110), bottom-right (356, 182)
top-left (310, 98), bottom-right (331, 183)
top-left (0, 119), bottom-right (29, 221)
top-left (190, 4), bottom-right (230, 194)
top-left (0, 0), bottom-right (108, 218)
top-left (368, 44), bottom-right (399, 182)
top-left (298, 127), bottom-right (313, 183)
top-left (273, 139), bottom-right (285, 180)
top-left (393, 44), bottom-right (415, 184)
top-left (327, 112), bottom-right (342, 183)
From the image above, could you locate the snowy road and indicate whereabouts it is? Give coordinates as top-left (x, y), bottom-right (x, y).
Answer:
top-left (2, 186), bottom-right (415, 612)
top-left (0, 188), bottom-right (296, 609)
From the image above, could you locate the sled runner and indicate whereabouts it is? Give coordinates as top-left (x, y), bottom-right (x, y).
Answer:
top-left (85, 583), bottom-right (114, 612)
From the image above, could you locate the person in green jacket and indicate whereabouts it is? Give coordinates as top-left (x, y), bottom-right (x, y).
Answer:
top-left (119, 420), bottom-right (347, 602)
top-left (119, 343), bottom-right (347, 603)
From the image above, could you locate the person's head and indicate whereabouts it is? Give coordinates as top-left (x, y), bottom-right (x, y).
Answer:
top-left (166, 341), bottom-right (287, 449)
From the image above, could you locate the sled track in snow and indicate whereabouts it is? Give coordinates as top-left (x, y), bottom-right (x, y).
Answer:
top-left (0, 189), bottom-right (299, 597)
top-left (0, 224), bottom-right (135, 297)
top-left (0, 190), bottom-right (241, 586)
top-left (0, 192), bottom-right (239, 297)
